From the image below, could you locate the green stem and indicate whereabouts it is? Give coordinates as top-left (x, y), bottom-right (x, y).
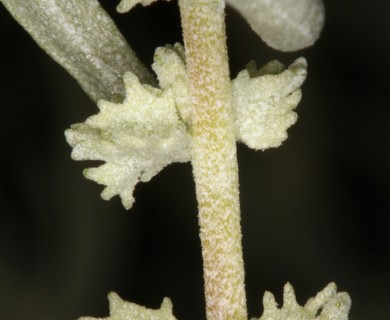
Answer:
top-left (179, 1), bottom-right (247, 319)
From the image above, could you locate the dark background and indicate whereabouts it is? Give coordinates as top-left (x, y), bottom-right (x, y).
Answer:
top-left (0, 0), bottom-right (389, 319)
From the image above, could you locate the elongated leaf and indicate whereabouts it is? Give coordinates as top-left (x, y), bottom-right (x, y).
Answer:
top-left (1, 0), bottom-right (155, 102)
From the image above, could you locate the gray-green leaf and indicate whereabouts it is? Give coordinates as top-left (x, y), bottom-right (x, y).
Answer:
top-left (0, 0), bottom-right (155, 102)
top-left (227, 0), bottom-right (325, 52)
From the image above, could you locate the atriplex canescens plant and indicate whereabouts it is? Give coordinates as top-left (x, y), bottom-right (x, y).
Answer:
top-left (0, 0), bottom-right (352, 319)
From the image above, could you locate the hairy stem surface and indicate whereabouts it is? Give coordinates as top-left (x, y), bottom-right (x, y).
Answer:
top-left (179, 1), bottom-right (247, 319)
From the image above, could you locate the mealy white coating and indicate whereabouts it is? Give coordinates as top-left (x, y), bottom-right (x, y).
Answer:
top-left (251, 283), bottom-right (351, 320)
top-left (117, 0), bottom-right (172, 13)
top-left (233, 57), bottom-right (307, 150)
top-left (227, 0), bottom-right (325, 51)
top-left (77, 284), bottom-right (350, 320)
top-left (65, 68), bottom-right (191, 209)
top-left (79, 292), bottom-right (177, 320)
top-left (178, 1), bottom-right (246, 318)
top-left (65, 44), bottom-right (306, 209)
top-left (0, 0), bottom-right (154, 102)
top-left (152, 44), bottom-right (191, 125)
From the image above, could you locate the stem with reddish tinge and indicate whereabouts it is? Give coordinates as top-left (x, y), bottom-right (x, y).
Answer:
top-left (179, 1), bottom-right (247, 319)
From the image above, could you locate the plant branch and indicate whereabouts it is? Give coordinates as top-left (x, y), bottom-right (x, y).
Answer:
top-left (179, 0), bottom-right (247, 319)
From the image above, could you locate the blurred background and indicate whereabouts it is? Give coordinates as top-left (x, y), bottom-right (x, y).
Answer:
top-left (0, 0), bottom-right (389, 319)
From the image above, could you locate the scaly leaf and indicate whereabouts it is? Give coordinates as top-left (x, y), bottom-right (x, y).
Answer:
top-left (251, 283), bottom-right (351, 320)
top-left (79, 292), bottom-right (177, 320)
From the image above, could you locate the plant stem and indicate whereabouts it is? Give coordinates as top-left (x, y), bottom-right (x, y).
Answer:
top-left (178, 1), bottom-right (247, 319)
